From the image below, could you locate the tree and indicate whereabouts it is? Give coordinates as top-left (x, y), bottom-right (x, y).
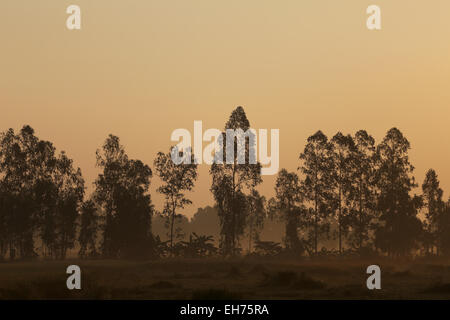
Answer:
top-left (95, 135), bottom-right (154, 258)
top-left (154, 147), bottom-right (198, 256)
top-left (0, 125), bottom-right (84, 260)
top-left (374, 128), bottom-right (423, 257)
top-left (329, 132), bottom-right (355, 254)
top-left (210, 106), bottom-right (262, 256)
top-left (439, 199), bottom-right (450, 256)
top-left (51, 152), bottom-right (84, 259)
top-left (0, 126), bottom-right (48, 259)
top-left (0, 182), bottom-right (7, 260)
top-left (299, 131), bottom-right (334, 255)
top-left (422, 169), bottom-right (444, 255)
top-left (246, 189), bottom-right (266, 253)
top-left (78, 200), bottom-right (99, 258)
top-left (269, 169), bottom-right (307, 255)
top-left (346, 130), bottom-right (378, 253)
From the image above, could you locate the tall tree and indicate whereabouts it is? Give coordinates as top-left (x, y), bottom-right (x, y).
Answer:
top-left (422, 169), bottom-right (444, 255)
top-left (329, 132), bottom-right (355, 254)
top-left (0, 182), bottom-right (7, 260)
top-left (0, 126), bottom-right (45, 259)
top-left (439, 199), bottom-right (450, 256)
top-left (269, 169), bottom-right (307, 254)
top-left (210, 106), bottom-right (262, 256)
top-left (95, 135), bottom-right (154, 258)
top-left (245, 189), bottom-right (266, 253)
top-left (0, 125), bottom-right (84, 260)
top-left (54, 152), bottom-right (84, 259)
top-left (299, 131), bottom-right (333, 255)
top-left (154, 148), bottom-right (198, 255)
top-left (374, 128), bottom-right (423, 257)
top-left (346, 130), bottom-right (378, 252)
top-left (78, 200), bottom-right (99, 258)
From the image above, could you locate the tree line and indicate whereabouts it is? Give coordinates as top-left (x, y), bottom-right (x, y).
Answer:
top-left (0, 107), bottom-right (448, 260)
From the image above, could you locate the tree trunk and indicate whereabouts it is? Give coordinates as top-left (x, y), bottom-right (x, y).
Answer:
top-left (248, 220), bottom-right (253, 254)
top-left (338, 185), bottom-right (342, 255)
top-left (170, 197), bottom-right (176, 257)
top-left (359, 178), bottom-right (363, 251)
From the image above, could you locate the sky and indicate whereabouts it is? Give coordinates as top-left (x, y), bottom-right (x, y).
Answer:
top-left (1, 0), bottom-right (449, 217)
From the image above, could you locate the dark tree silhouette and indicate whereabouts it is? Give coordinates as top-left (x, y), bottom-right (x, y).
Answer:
top-left (346, 130), bottom-right (378, 253)
top-left (422, 169), bottom-right (444, 255)
top-left (51, 152), bottom-right (84, 259)
top-left (374, 128), bottom-right (423, 257)
top-left (439, 199), bottom-right (450, 256)
top-left (299, 131), bottom-right (334, 255)
top-left (95, 135), bottom-right (154, 258)
top-left (246, 189), bottom-right (266, 253)
top-left (154, 147), bottom-right (198, 256)
top-left (269, 169), bottom-right (307, 254)
top-left (0, 123), bottom-right (448, 262)
top-left (78, 200), bottom-right (99, 258)
top-left (0, 182), bottom-right (6, 260)
top-left (0, 126), bottom-right (84, 260)
top-left (329, 132), bottom-right (356, 254)
top-left (0, 126), bottom-right (47, 259)
top-left (210, 106), bottom-right (262, 256)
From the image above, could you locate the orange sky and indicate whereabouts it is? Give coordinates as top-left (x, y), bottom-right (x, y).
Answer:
top-left (1, 0), bottom-right (449, 217)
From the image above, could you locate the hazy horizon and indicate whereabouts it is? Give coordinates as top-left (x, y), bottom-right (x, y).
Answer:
top-left (2, 0), bottom-right (449, 217)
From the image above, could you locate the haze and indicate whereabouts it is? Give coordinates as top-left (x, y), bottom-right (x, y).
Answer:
top-left (1, 0), bottom-right (449, 217)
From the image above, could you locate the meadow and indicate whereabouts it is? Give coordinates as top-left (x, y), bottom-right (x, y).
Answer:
top-left (1, 257), bottom-right (450, 299)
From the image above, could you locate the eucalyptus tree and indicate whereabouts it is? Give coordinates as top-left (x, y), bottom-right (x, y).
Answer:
top-left (210, 106), bottom-right (262, 256)
top-left (154, 147), bottom-right (198, 256)
top-left (346, 130), bottom-right (378, 252)
top-left (269, 169), bottom-right (307, 254)
top-left (50, 151), bottom-right (84, 259)
top-left (374, 128), bottom-right (422, 257)
top-left (78, 200), bottom-right (99, 258)
top-left (439, 199), bottom-right (450, 256)
top-left (95, 135), bottom-right (154, 258)
top-left (422, 169), bottom-right (444, 255)
top-left (299, 131), bottom-right (334, 255)
top-left (0, 125), bottom-right (84, 260)
top-left (329, 132), bottom-right (356, 254)
top-left (246, 189), bottom-right (266, 253)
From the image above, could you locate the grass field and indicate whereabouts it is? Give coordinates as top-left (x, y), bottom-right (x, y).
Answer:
top-left (1, 257), bottom-right (450, 299)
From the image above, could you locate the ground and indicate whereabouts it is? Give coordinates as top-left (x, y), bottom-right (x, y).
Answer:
top-left (1, 257), bottom-right (450, 299)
